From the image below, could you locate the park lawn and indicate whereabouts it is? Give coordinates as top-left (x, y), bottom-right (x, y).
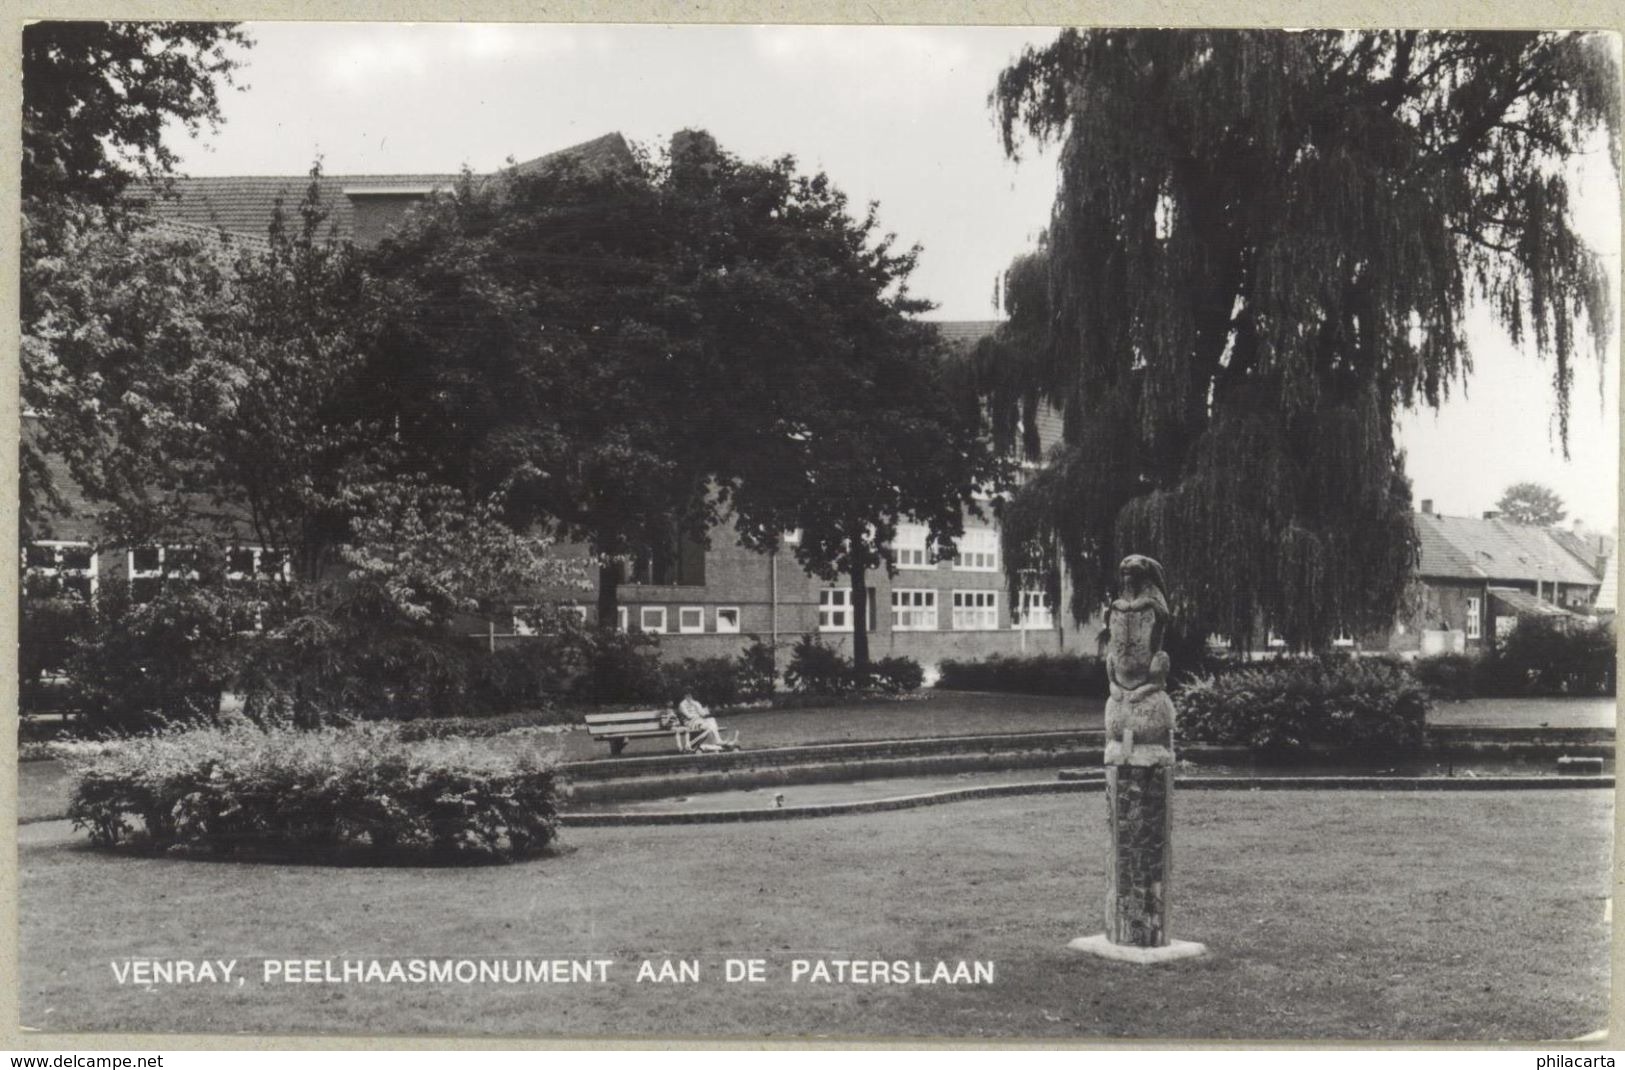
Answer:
top-left (18, 789), bottom-right (1610, 1041)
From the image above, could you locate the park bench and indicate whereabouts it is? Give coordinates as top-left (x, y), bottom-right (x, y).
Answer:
top-left (582, 709), bottom-right (737, 756)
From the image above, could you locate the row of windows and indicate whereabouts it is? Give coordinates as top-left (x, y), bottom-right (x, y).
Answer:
top-left (605, 605), bottom-right (743, 636)
top-left (22, 542), bottom-right (287, 603)
top-left (819, 587), bottom-right (1054, 633)
top-left (889, 524), bottom-right (999, 572)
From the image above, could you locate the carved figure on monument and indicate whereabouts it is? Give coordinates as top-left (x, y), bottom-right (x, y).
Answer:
top-left (1103, 554), bottom-right (1176, 766)
top-left (1069, 552), bottom-right (1206, 963)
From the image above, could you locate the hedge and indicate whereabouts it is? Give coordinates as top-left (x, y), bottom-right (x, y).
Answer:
top-left (1411, 618), bottom-right (1615, 699)
top-left (52, 724), bottom-right (562, 863)
top-left (1175, 655), bottom-right (1430, 754)
top-left (936, 653), bottom-right (1108, 695)
top-left (782, 635), bottom-right (924, 696)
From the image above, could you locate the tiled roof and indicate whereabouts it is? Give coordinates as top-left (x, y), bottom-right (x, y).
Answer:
top-left (1488, 587), bottom-right (1586, 619)
top-left (929, 320), bottom-right (1001, 349)
top-left (135, 172), bottom-right (457, 242)
top-left (1415, 512), bottom-right (1602, 586)
top-left (137, 215), bottom-right (272, 254)
top-left (1548, 528), bottom-right (1609, 577)
top-left (136, 133), bottom-right (637, 245)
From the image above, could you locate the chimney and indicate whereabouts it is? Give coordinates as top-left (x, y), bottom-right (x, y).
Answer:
top-left (1419, 500), bottom-right (1433, 515)
top-left (1483, 511), bottom-right (1500, 521)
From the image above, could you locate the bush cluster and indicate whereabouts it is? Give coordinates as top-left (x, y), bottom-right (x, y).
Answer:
top-left (1175, 655), bottom-right (1430, 754)
top-left (1483, 617), bottom-right (1615, 697)
top-left (1410, 652), bottom-right (1479, 701)
top-left (936, 653), bottom-right (1108, 695)
top-left (782, 635), bottom-right (924, 696)
top-left (53, 724), bottom-right (562, 863)
top-left (567, 634), bottom-right (779, 709)
top-left (1411, 618), bottom-right (1615, 699)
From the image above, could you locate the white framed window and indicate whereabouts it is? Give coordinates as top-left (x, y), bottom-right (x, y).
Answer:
top-left (617, 606), bottom-right (629, 633)
top-left (1014, 589), bottom-right (1054, 630)
top-left (952, 590), bottom-right (999, 630)
top-left (819, 588), bottom-right (853, 632)
top-left (678, 606), bottom-right (705, 634)
top-left (224, 546), bottom-right (287, 633)
top-left (23, 541), bottom-right (97, 601)
top-left (892, 524), bottom-right (931, 568)
top-left (226, 546), bottom-right (289, 583)
top-left (952, 528), bottom-right (999, 572)
top-left (129, 546), bottom-right (199, 603)
top-left (639, 606), bottom-right (668, 634)
top-left (819, 588), bottom-right (877, 632)
top-left (715, 607), bottom-right (741, 633)
top-left (891, 588), bottom-right (938, 630)
top-left (1465, 597), bottom-right (1482, 640)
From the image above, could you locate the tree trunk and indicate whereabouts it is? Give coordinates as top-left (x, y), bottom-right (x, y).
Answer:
top-left (849, 558), bottom-right (870, 676)
top-left (597, 561), bottom-right (620, 631)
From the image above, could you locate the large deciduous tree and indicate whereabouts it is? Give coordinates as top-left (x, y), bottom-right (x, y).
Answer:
top-left (983, 30), bottom-right (1619, 649)
top-left (1496, 482), bottom-right (1568, 526)
top-left (22, 20), bottom-right (252, 526)
top-left (368, 130), bottom-right (997, 670)
top-left (22, 20), bottom-right (250, 207)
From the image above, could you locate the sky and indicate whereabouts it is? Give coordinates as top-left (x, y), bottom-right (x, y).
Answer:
top-left (165, 22), bottom-right (1621, 531)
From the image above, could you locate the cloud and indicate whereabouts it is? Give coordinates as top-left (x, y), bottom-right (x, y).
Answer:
top-left (751, 25), bottom-right (972, 84)
top-left (319, 24), bottom-right (578, 88)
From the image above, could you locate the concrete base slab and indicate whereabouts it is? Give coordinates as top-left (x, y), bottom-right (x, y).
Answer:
top-left (1067, 934), bottom-right (1207, 964)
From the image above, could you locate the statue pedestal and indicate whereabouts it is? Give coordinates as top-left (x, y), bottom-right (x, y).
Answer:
top-left (1069, 760), bottom-right (1207, 965)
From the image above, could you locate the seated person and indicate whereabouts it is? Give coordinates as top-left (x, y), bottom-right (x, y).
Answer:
top-left (668, 693), bottom-right (735, 751)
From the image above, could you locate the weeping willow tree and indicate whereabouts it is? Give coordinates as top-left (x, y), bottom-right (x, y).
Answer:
top-left (983, 30), bottom-right (1619, 650)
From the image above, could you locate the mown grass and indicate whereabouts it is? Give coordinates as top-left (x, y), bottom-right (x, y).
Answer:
top-left (18, 789), bottom-right (1610, 1041)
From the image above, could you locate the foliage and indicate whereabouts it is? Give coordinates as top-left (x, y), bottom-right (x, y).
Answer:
top-left (564, 628), bottom-right (668, 706)
top-left (1410, 653), bottom-right (1482, 701)
top-left (1483, 617), bottom-right (1615, 696)
top-left (53, 724), bottom-right (561, 863)
top-left (737, 639), bottom-right (780, 701)
top-left (784, 634), bottom-right (857, 696)
top-left (984, 30), bottom-right (1619, 647)
top-left (18, 592), bottom-right (90, 713)
top-left (937, 653), bottom-right (1108, 696)
top-left (1495, 482), bottom-right (1568, 526)
top-left (22, 21), bottom-right (251, 207)
top-left (665, 657), bottom-right (748, 709)
top-left (63, 583), bottom-right (243, 735)
top-left (1175, 655), bottom-right (1431, 754)
top-left (370, 131), bottom-right (1002, 668)
top-left (24, 175), bottom-right (583, 727)
top-left (665, 645), bottom-right (782, 708)
top-left (867, 656), bottom-right (925, 694)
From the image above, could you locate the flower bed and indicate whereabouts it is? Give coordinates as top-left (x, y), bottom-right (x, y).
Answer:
top-left (52, 724), bottom-right (562, 863)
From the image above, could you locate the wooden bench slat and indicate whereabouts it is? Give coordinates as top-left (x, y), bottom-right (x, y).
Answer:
top-left (582, 710), bottom-right (668, 725)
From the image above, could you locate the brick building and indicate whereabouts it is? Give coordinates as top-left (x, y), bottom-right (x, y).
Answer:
top-left (1381, 502), bottom-right (1607, 656)
top-left (25, 133), bottom-right (1099, 673)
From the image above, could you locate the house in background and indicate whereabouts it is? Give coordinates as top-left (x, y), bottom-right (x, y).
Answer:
top-left (1386, 501), bottom-right (1606, 656)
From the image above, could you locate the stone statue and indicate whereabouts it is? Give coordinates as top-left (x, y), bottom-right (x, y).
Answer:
top-left (1103, 554), bottom-right (1176, 766)
top-left (1069, 552), bottom-right (1206, 962)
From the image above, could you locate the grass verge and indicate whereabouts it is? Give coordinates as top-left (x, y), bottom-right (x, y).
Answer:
top-left (18, 789), bottom-right (1610, 1040)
